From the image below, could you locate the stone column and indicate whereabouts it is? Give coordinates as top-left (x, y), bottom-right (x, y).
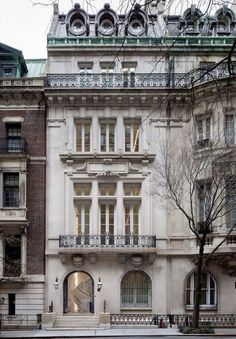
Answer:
top-left (21, 227), bottom-right (27, 276)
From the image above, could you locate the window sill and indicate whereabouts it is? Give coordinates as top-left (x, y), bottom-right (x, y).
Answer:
top-left (185, 305), bottom-right (217, 311)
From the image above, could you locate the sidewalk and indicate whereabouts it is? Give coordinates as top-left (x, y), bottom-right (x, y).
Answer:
top-left (1, 327), bottom-right (180, 337)
top-left (0, 327), bottom-right (236, 338)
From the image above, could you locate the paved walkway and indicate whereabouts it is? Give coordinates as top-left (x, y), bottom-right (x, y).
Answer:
top-left (1, 327), bottom-right (236, 337)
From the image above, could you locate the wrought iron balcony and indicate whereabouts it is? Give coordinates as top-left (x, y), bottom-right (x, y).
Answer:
top-left (0, 138), bottom-right (28, 153)
top-left (46, 73), bottom-right (187, 89)
top-left (46, 67), bottom-right (233, 90)
top-left (59, 234), bottom-right (156, 248)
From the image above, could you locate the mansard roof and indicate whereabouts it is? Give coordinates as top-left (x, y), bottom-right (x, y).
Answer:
top-left (0, 42), bottom-right (28, 76)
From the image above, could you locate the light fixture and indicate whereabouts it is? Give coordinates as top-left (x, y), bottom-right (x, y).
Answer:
top-left (54, 277), bottom-right (59, 289)
top-left (97, 277), bottom-right (102, 291)
top-left (0, 296), bottom-right (5, 305)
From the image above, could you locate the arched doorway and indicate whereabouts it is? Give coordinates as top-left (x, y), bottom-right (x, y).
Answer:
top-left (63, 271), bottom-right (94, 314)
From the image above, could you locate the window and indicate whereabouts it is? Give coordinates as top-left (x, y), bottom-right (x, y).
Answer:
top-left (100, 203), bottom-right (114, 245)
top-left (3, 173), bottom-right (19, 207)
top-left (8, 294), bottom-right (16, 315)
top-left (217, 15), bottom-right (230, 34)
top-left (76, 203), bottom-right (90, 234)
top-left (123, 67), bottom-right (136, 87)
top-left (196, 117), bottom-right (211, 147)
top-left (124, 121), bottom-right (140, 152)
top-left (74, 183), bottom-right (91, 196)
top-left (76, 121), bottom-right (91, 152)
top-left (78, 62), bottom-right (93, 87)
top-left (100, 121), bottom-right (115, 152)
top-left (99, 183), bottom-right (116, 196)
top-left (6, 123), bottom-right (22, 152)
top-left (4, 236), bottom-right (21, 277)
top-left (226, 177), bottom-right (236, 229)
top-left (124, 183), bottom-right (141, 245)
top-left (185, 271), bottom-right (217, 308)
top-left (3, 67), bottom-right (14, 78)
top-left (121, 270), bottom-right (151, 308)
top-left (225, 115), bottom-right (234, 144)
top-left (197, 182), bottom-right (211, 233)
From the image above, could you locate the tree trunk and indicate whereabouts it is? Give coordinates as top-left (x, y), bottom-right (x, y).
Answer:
top-left (192, 240), bottom-right (204, 328)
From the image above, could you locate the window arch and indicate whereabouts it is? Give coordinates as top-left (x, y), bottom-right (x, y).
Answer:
top-left (185, 271), bottom-right (217, 309)
top-left (121, 270), bottom-right (151, 308)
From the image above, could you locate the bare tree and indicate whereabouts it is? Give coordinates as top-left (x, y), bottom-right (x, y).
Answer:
top-left (154, 112), bottom-right (236, 327)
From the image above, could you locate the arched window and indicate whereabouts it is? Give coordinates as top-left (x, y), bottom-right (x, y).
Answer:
top-left (185, 271), bottom-right (217, 309)
top-left (121, 270), bottom-right (151, 308)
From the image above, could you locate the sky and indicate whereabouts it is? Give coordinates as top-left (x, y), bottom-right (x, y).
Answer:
top-left (0, 0), bottom-right (234, 60)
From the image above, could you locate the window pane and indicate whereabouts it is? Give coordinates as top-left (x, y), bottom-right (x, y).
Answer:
top-left (76, 123), bottom-right (82, 152)
top-left (99, 183), bottom-right (116, 196)
top-left (84, 123), bottom-right (90, 151)
top-left (109, 124), bottom-right (115, 152)
top-left (225, 115), bottom-right (234, 144)
top-left (197, 120), bottom-right (203, 140)
top-left (125, 125), bottom-right (131, 151)
top-left (3, 173), bottom-right (19, 207)
top-left (100, 124), bottom-right (106, 152)
top-left (74, 183), bottom-right (91, 196)
top-left (124, 183), bottom-right (141, 196)
top-left (133, 124), bottom-right (139, 151)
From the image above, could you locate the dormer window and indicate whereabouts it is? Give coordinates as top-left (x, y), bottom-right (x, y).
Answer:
top-left (3, 66), bottom-right (14, 78)
top-left (217, 15), bottom-right (230, 34)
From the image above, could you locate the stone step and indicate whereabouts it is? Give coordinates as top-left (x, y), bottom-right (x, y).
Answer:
top-left (54, 315), bottom-right (100, 328)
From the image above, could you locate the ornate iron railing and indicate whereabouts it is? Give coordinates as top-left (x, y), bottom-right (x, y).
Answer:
top-left (0, 138), bottom-right (28, 153)
top-left (110, 313), bottom-right (236, 327)
top-left (46, 67), bottom-right (233, 90)
top-left (47, 36), bottom-right (236, 47)
top-left (59, 234), bottom-right (156, 248)
top-left (0, 314), bottom-right (40, 328)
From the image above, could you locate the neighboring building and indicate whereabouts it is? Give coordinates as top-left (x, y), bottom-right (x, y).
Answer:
top-left (44, 2), bottom-right (236, 327)
top-left (0, 43), bottom-right (46, 327)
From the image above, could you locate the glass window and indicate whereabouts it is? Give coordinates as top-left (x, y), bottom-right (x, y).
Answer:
top-left (125, 121), bottom-right (140, 152)
top-left (198, 182), bottom-right (211, 225)
top-left (76, 203), bottom-right (90, 235)
top-left (76, 121), bottom-right (91, 152)
top-left (124, 183), bottom-right (141, 196)
top-left (100, 203), bottom-right (114, 245)
top-left (3, 173), bottom-right (19, 207)
top-left (74, 183), bottom-right (91, 196)
top-left (196, 117), bottom-right (211, 146)
top-left (121, 270), bottom-right (151, 308)
top-left (185, 271), bottom-right (216, 308)
top-left (225, 115), bottom-right (234, 144)
top-left (100, 121), bottom-right (115, 152)
top-left (6, 124), bottom-right (22, 152)
top-left (99, 183), bottom-right (116, 196)
top-left (4, 235), bottom-right (21, 277)
top-left (226, 177), bottom-right (236, 229)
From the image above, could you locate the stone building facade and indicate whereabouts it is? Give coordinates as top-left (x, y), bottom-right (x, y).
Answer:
top-left (44, 2), bottom-right (236, 326)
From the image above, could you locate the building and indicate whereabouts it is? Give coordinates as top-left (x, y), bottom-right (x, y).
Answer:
top-left (34, 0), bottom-right (236, 328)
top-left (0, 43), bottom-right (46, 327)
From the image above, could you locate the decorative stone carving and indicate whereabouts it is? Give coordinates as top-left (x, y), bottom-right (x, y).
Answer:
top-left (75, 162), bottom-right (87, 172)
top-left (210, 254), bottom-right (236, 276)
top-left (72, 255), bottom-right (84, 267)
top-left (59, 253), bottom-right (71, 265)
top-left (130, 255), bottom-right (143, 267)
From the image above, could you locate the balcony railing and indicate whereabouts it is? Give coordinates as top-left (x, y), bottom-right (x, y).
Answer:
top-left (46, 67), bottom-right (233, 90)
top-left (0, 138), bottom-right (28, 153)
top-left (59, 234), bottom-right (156, 248)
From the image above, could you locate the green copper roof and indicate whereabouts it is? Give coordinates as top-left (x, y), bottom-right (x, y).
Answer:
top-left (25, 59), bottom-right (46, 77)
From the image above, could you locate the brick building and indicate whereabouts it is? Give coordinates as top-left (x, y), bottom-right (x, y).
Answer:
top-left (0, 43), bottom-right (46, 326)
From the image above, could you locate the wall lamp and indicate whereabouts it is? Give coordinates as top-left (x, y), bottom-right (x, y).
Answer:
top-left (97, 277), bottom-right (102, 291)
top-left (54, 277), bottom-right (59, 289)
top-left (0, 296), bottom-right (5, 305)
